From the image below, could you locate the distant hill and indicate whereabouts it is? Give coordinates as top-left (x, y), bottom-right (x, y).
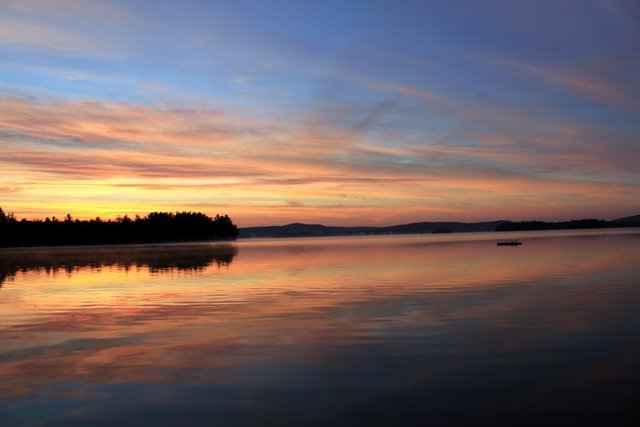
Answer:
top-left (240, 223), bottom-right (376, 238)
top-left (613, 215), bottom-right (640, 223)
top-left (240, 215), bottom-right (640, 238)
top-left (381, 221), bottom-right (509, 234)
top-left (239, 220), bottom-right (510, 238)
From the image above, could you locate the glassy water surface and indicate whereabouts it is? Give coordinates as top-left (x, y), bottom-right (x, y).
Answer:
top-left (1, 229), bottom-right (639, 426)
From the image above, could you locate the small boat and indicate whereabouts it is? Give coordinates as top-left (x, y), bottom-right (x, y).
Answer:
top-left (497, 240), bottom-right (522, 246)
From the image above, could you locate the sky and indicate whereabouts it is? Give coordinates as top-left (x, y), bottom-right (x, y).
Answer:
top-left (1, 0), bottom-right (639, 226)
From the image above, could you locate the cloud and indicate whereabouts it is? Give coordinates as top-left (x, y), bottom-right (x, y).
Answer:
top-left (0, 186), bottom-right (21, 194)
top-left (0, 0), bottom-right (133, 56)
top-left (1, 0), bottom-right (131, 22)
top-left (489, 57), bottom-right (639, 109)
top-left (0, 96), bottom-right (269, 149)
top-left (0, 19), bottom-right (109, 55)
top-left (231, 75), bottom-right (254, 84)
top-left (1, 93), bottom-right (639, 225)
top-left (366, 80), bottom-right (447, 107)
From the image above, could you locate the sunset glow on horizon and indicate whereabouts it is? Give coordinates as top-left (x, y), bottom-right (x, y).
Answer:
top-left (1, 0), bottom-right (639, 226)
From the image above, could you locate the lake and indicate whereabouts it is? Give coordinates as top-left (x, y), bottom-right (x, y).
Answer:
top-left (1, 229), bottom-right (639, 426)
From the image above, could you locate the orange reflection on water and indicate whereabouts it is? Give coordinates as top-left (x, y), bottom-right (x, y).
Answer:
top-left (0, 230), bottom-right (639, 405)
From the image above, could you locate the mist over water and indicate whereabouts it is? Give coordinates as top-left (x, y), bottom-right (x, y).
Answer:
top-left (1, 230), bottom-right (639, 426)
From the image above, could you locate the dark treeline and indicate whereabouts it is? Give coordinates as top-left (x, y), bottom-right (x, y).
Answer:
top-left (496, 219), bottom-right (609, 232)
top-left (0, 207), bottom-right (238, 247)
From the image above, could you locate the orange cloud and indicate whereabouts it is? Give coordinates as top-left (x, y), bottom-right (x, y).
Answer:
top-left (1, 94), bottom-right (639, 225)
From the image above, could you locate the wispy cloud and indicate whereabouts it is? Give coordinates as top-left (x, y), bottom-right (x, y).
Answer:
top-left (2, 92), bottom-right (639, 224)
top-left (0, 19), bottom-right (110, 56)
top-left (489, 57), bottom-right (639, 108)
top-left (231, 75), bottom-right (254, 84)
top-left (0, 0), bottom-right (132, 56)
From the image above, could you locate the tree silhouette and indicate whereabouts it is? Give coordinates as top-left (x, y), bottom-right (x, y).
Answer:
top-left (495, 219), bottom-right (607, 231)
top-left (0, 207), bottom-right (239, 247)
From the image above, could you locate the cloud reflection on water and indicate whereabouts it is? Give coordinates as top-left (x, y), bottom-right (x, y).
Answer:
top-left (0, 232), bottom-right (639, 425)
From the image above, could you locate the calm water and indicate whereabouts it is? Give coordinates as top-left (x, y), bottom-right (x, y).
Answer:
top-left (1, 229), bottom-right (640, 426)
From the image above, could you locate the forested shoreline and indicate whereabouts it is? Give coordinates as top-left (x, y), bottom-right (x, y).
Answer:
top-left (0, 208), bottom-right (238, 247)
top-left (2, 205), bottom-right (638, 247)
top-left (495, 218), bottom-right (640, 231)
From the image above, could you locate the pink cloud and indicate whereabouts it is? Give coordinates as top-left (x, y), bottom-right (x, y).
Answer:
top-left (1, 94), bottom-right (639, 225)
